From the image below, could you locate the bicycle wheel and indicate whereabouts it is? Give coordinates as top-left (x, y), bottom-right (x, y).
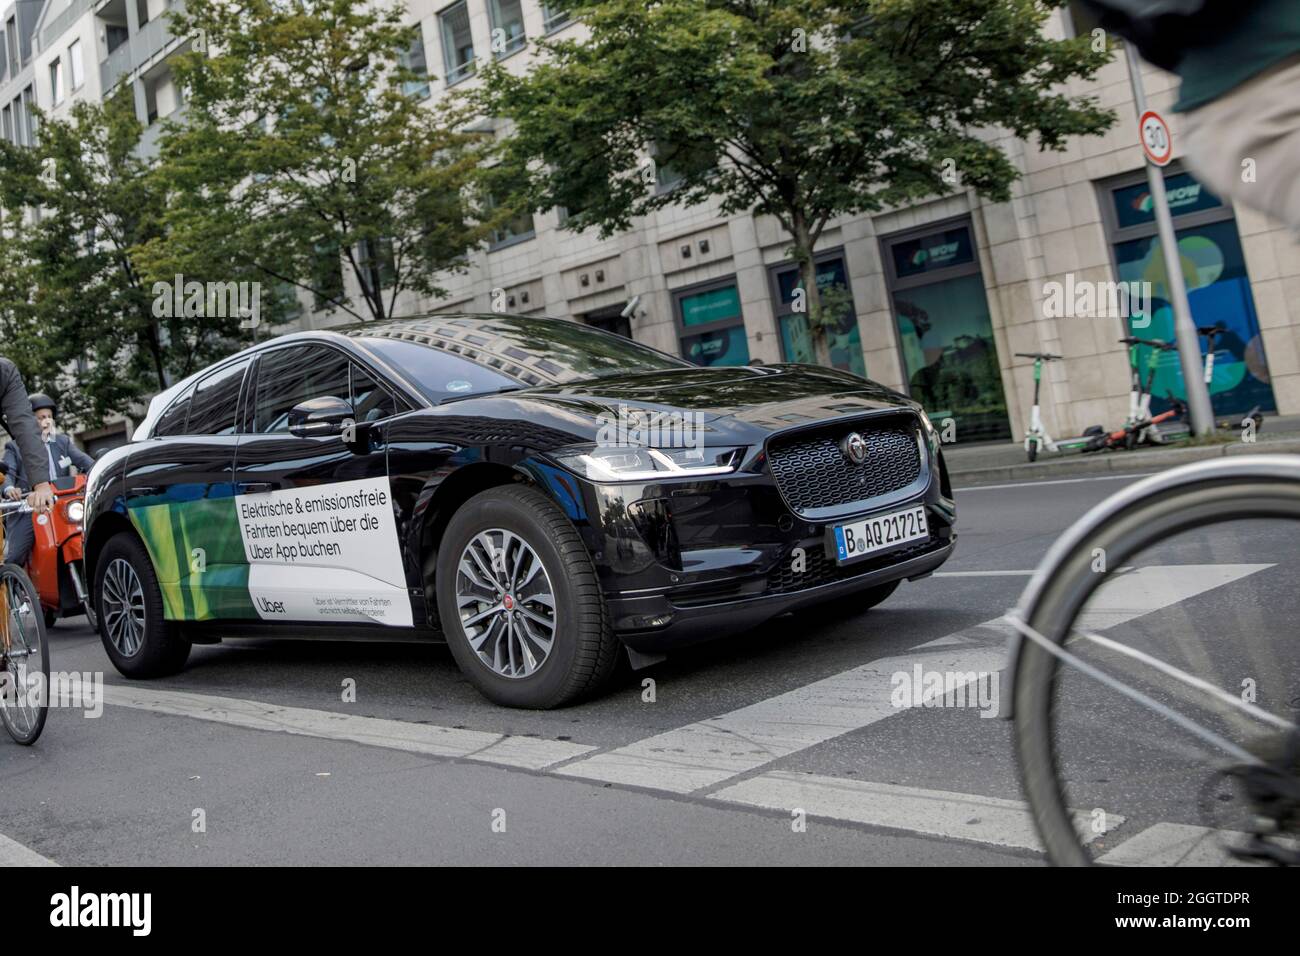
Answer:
top-left (0, 563), bottom-right (49, 745)
top-left (1010, 456), bottom-right (1300, 865)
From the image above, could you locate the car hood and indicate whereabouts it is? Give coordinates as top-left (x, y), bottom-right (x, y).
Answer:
top-left (418, 364), bottom-right (919, 449)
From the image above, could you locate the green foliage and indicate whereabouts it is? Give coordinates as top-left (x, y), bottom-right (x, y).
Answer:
top-left (481, 0), bottom-right (1116, 363)
top-left (0, 99), bottom-right (245, 427)
top-left (152, 0), bottom-right (498, 322)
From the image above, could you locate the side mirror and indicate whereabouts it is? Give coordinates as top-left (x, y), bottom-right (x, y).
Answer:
top-left (288, 396), bottom-right (354, 438)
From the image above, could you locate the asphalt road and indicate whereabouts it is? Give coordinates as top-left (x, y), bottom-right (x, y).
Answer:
top-left (1, 468), bottom-right (1293, 866)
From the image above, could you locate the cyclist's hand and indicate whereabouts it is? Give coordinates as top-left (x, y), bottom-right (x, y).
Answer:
top-left (26, 482), bottom-right (54, 513)
top-left (3, 486), bottom-right (21, 501)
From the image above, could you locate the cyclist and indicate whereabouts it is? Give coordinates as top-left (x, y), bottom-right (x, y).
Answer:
top-left (0, 359), bottom-right (55, 522)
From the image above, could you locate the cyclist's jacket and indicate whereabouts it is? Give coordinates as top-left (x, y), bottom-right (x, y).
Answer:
top-left (0, 358), bottom-right (52, 490)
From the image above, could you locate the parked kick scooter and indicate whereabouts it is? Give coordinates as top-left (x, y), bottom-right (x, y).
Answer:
top-left (1015, 352), bottom-right (1104, 462)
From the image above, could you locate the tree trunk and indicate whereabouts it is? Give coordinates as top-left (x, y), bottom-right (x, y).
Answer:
top-left (792, 218), bottom-right (832, 367)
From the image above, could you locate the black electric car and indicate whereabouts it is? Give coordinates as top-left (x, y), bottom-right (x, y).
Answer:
top-left (83, 314), bottom-right (955, 708)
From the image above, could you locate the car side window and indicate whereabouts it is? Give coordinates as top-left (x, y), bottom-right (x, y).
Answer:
top-left (153, 384), bottom-right (195, 437)
top-left (253, 345), bottom-right (351, 434)
top-left (351, 363), bottom-right (400, 423)
top-left (186, 359), bottom-right (251, 436)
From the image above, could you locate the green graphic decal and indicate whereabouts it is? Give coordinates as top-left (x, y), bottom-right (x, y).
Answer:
top-left (129, 497), bottom-right (257, 621)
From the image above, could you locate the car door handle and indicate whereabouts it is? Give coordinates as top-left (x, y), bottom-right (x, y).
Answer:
top-left (130, 486), bottom-right (160, 496)
top-left (238, 482), bottom-right (275, 494)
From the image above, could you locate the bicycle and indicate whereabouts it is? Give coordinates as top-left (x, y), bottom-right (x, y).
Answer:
top-left (1006, 455), bottom-right (1300, 865)
top-left (0, 499), bottom-right (50, 746)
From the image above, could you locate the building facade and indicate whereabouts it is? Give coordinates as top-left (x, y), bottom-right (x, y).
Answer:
top-left (4, 0), bottom-right (1299, 448)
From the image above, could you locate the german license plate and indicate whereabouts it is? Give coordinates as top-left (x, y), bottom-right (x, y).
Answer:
top-left (830, 505), bottom-right (928, 565)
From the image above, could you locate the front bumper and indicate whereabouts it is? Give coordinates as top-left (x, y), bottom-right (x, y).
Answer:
top-left (523, 415), bottom-right (956, 653)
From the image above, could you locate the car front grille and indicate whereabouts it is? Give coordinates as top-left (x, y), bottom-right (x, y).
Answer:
top-left (766, 416), bottom-right (923, 516)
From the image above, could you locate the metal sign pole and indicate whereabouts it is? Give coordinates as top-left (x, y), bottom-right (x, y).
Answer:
top-left (1123, 43), bottom-right (1214, 436)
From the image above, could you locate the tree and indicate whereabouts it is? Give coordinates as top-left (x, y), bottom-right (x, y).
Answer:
top-left (151, 0), bottom-right (499, 323)
top-left (0, 99), bottom-right (246, 426)
top-left (480, 0), bottom-right (1116, 365)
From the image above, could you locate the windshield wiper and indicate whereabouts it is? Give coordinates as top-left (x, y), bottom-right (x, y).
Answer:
top-left (438, 385), bottom-right (526, 405)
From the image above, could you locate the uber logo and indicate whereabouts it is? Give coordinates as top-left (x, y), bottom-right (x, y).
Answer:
top-left (256, 597), bottom-right (287, 614)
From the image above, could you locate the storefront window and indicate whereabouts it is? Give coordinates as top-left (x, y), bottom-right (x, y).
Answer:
top-left (677, 283), bottom-right (750, 366)
top-left (885, 222), bottom-right (1010, 442)
top-left (1108, 170), bottom-right (1275, 417)
top-left (772, 256), bottom-right (865, 377)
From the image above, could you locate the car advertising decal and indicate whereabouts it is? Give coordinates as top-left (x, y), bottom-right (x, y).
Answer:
top-left (236, 477), bottom-right (412, 627)
top-left (129, 477), bottom-right (412, 627)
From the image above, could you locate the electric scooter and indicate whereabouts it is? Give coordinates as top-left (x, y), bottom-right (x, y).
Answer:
top-left (1016, 352), bottom-right (1105, 461)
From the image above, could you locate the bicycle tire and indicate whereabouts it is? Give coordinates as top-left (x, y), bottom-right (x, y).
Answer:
top-left (0, 563), bottom-right (50, 746)
top-left (1010, 455), bottom-right (1300, 865)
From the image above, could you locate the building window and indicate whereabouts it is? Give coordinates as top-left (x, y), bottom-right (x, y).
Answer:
top-left (882, 218), bottom-right (1010, 442)
top-left (20, 86), bottom-right (35, 143)
top-left (488, 197), bottom-right (535, 249)
top-left (49, 59), bottom-right (64, 106)
top-left (439, 2), bottom-right (476, 85)
top-left (399, 29), bottom-right (431, 99)
top-left (541, 4), bottom-right (570, 34)
top-left (769, 253), bottom-right (865, 377)
top-left (1, 104), bottom-right (11, 144)
top-left (675, 279), bottom-right (750, 367)
top-left (488, 0), bottom-right (526, 58)
top-left (1101, 167), bottom-right (1276, 419)
top-left (67, 39), bottom-right (84, 91)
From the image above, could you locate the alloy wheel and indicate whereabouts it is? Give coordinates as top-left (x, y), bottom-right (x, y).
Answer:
top-left (101, 557), bottom-right (146, 658)
top-left (454, 528), bottom-right (557, 678)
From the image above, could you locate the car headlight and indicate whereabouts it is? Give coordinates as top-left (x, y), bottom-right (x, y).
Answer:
top-left (65, 500), bottom-right (84, 524)
top-left (553, 445), bottom-right (745, 482)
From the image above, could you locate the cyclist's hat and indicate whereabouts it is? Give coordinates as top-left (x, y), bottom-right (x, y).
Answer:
top-left (29, 393), bottom-right (57, 415)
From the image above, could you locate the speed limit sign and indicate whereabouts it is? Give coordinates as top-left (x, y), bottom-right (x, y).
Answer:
top-left (1139, 110), bottom-right (1173, 166)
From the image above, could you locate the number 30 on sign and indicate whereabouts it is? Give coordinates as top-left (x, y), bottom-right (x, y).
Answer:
top-left (1139, 110), bottom-right (1173, 167)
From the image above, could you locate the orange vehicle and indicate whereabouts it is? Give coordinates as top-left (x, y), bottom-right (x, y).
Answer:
top-left (23, 474), bottom-right (95, 630)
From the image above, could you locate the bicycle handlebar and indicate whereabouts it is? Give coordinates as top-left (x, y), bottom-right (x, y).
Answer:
top-left (1015, 352), bottom-right (1063, 360)
top-left (1119, 336), bottom-right (1175, 350)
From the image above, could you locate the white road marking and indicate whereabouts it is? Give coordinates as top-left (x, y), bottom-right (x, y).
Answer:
top-left (1096, 822), bottom-right (1294, 867)
top-left (556, 645), bottom-right (1008, 794)
top-left (557, 564), bottom-right (1271, 794)
top-left (710, 771), bottom-right (1123, 851)
top-left (98, 684), bottom-right (595, 770)
top-left (956, 473), bottom-right (1156, 492)
top-left (933, 570), bottom-right (1035, 577)
top-left (0, 832), bottom-right (58, 866)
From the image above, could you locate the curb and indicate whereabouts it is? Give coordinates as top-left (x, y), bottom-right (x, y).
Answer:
top-left (949, 437), bottom-right (1300, 486)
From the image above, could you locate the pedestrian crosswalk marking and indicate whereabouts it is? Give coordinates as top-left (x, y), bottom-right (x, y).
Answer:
top-left (709, 771), bottom-right (1124, 852)
top-left (0, 831), bottom-right (58, 867)
top-left (1095, 822), bottom-right (1291, 867)
top-left (556, 564), bottom-right (1270, 794)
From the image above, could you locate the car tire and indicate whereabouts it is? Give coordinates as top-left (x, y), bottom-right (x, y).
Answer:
top-left (43, 608), bottom-right (57, 630)
top-left (94, 531), bottom-right (190, 678)
top-left (435, 485), bottom-right (619, 708)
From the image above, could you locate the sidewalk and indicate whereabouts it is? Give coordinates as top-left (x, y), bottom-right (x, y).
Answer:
top-left (945, 414), bottom-right (1300, 486)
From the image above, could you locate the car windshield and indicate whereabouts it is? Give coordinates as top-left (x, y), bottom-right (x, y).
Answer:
top-left (351, 314), bottom-right (690, 402)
